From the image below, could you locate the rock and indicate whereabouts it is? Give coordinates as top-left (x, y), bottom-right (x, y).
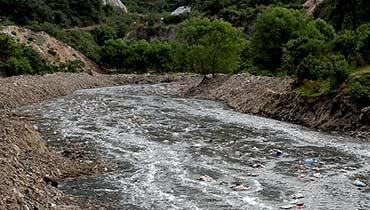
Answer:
top-left (199, 175), bottom-right (214, 182)
top-left (303, 0), bottom-right (324, 13)
top-left (102, 0), bottom-right (128, 12)
top-left (32, 125), bottom-right (39, 131)
top-left (171, 6), bottom-right (191, 16)
top-left (231, 184), bottom-right (251, 191)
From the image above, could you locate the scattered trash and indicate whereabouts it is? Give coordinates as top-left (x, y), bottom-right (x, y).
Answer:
top-left (313, 173), bottom-right (321, 178)
top-left (291, 193), bottom-right (304, 199)
top-left (303, 157), bottom-right (320, 165)
top-left (231, 184), bottom-right (251, 191)
top-left (293, 165), bottom-right (304, 171)
top-left (252, 163), bottom-right (265, 169)
top-left (353, 179), bottom-right (367, 187)
top-left (199, 175), bottom-right (214, 182)
top-left (192, 144), bottom-right (202, 148)
top-left (280, 204), bottom-right (295, 209)
top-left (303, 159), bottom-right (314, 165)
top-left (276, 150), bottom-right (284, 157)
top-left (247, 172), bottom-right (259, 177)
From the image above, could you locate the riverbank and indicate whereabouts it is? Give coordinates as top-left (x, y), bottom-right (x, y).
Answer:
top-left (0, 72), bottom-right (368, 209)
top-left (185, 74), bottom-right (370, 137)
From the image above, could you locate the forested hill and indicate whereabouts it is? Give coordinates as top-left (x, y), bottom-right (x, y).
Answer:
top-left (0, 0), bottom-right (370, 109)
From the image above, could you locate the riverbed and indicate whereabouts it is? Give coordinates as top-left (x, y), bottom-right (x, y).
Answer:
top-left (18, 83), bottom-right (370, 210)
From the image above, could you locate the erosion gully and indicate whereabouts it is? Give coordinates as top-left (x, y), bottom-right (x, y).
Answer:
top-left (17, 83), bottom-right (370, 210)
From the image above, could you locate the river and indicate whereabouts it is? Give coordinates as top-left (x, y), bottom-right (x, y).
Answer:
top-left (18, 83), bottom-right (370, 210)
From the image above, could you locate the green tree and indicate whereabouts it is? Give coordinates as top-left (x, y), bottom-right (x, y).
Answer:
top-left (177, 18), bottom-right (246, 76)
top-left (251, 7), bottom-right (319, 73)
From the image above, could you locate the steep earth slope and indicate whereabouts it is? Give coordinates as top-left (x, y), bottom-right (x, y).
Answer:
top-left (1, 26), bottom-right (102, 73)
top-left (185, 74), bottom-right (370, 137)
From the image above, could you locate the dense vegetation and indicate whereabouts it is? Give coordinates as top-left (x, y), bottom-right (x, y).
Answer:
top-left (0, 0), bottom-right (369, 105)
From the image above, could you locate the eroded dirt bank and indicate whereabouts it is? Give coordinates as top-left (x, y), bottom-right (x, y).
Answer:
top-left (185, 73), bottom-right (370, 137)
top-left (0, 72), bottom-right (199, 209)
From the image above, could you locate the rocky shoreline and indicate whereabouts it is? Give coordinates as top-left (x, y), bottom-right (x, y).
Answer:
top-left (0, 72), bottom-right (368, 209)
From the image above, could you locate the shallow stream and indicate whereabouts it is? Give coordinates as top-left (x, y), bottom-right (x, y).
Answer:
top-left (19, 84), bottom-right (370, 209)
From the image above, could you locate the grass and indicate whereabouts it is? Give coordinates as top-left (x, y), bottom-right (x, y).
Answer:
top-left (294, 79), bottom-right (332, 97)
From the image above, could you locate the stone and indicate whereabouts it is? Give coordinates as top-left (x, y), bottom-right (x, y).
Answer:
top-left (171, 6), bottom-right (191, 16)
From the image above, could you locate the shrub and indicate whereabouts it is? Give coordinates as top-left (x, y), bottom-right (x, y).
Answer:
top-left (296, 54), bottom-right (351, 90)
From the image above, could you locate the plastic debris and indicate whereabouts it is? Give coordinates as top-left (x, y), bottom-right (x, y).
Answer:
top-left (353, 180), bottom-right (367, 187)
top-left (231, 184), bottom-right (251, 191)
top-left (276, 150), bottom-right (284, 157)
top-left (293, 165), bottom-right (304, 171)
top-left (303, 157), bottom-right (320, 165)
top-left (252, 163), bottom-right (265, 169)
top-left (303, 159), bottom-right (314, 165)
top-left (199, 175), bottom-right (214, 182)
top-left (280, 204), bottom-right (295, 209)
top-left (291, 193), bottom-right (304, 199)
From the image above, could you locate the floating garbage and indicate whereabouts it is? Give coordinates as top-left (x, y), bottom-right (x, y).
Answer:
top-left (247, 172), bottom-right (259, 177)
top-left (231, 184), bottom-right (251, 191)
top-left (353, 179), bottom-right (367, 187)
top-left (303, 157), bottom-right (320, 165)
top-left (280, 201), bottom-right (304, 209)
top-left (293, 165), bottom-right (304, 171)
top-left (313, 173), bottom-right (321, 178)
top-left (276, 150), bottom-right (284, 157)
top-left (303, 159), bottom-right (314, 165)
top-left (280, 204), bottom-right (295, 209)
top-left (291, 193), bottom-right (304, 199)
top-left (252, 163), bottom-right (265, 169)
top-left (199, 175), bottom-right (214, 182)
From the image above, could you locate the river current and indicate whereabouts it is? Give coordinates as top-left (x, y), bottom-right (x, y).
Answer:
top-left (18, 84), bottom-right (370, 210)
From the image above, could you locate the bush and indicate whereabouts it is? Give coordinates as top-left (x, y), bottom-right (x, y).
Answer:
top-left (296, 54), bottom-right (351, 90)
top-left (350, 81), bottom-right (370, 106)
top-left (92, 25), bottom-right (118, 45)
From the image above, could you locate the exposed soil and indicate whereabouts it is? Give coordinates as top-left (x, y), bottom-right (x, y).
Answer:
top-left (184, 73), bottom-right (370, 137)
top-left (1, 26), bottom-right (103, 73)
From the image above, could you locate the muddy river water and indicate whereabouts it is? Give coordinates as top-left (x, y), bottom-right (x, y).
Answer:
top-left (19, 84), bottom-right (370, 210)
